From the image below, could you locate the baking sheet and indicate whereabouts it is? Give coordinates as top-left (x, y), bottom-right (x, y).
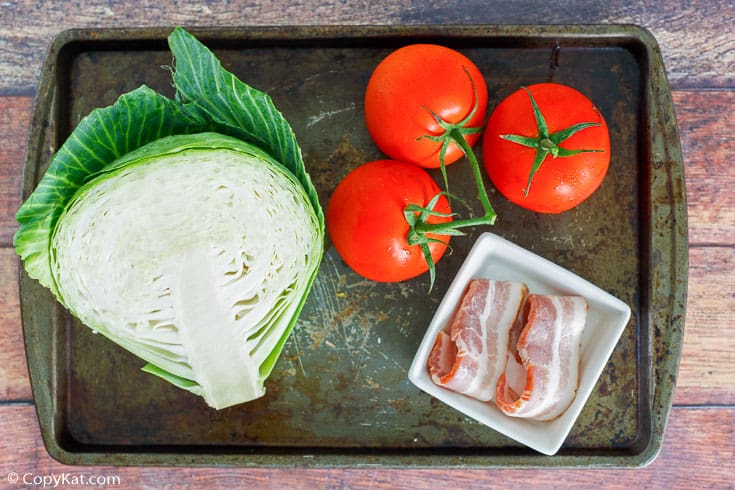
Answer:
top-left (19, 25), bottom-right (687, 467)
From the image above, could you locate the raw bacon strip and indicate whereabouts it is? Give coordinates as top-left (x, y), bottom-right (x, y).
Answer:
top-left (428, 279), bottom-right (528, 401)
top-left (496, 295), bottom-right (588, 421)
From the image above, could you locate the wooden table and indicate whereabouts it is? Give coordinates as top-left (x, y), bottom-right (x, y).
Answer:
top-left (1, 1), bottom-right (733, 487)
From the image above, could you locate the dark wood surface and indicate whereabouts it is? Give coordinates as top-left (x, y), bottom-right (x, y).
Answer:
top-left (1, 1), bottom-right (733, 488)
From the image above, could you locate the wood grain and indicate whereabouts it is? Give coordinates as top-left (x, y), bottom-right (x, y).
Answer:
top-left (0, 97), bottom-right (28, 247)
top-left (0, 248), bottom-right (29, 402)
top-left (0, 404), bottom-right (732, 488)
top-left (675, 246), bottom-right (735, 405)
top-left (675, 90), bottom-right (735, 246)
top-left (0, 0), bottom-right (734, 92)
top-left (0, 97), bottom-right (30, 402)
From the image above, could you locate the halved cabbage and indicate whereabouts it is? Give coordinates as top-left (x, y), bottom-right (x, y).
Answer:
top-left (49, 133), bottom-right (321, 408)
top-left (15, 29), bottom-right (325, 409)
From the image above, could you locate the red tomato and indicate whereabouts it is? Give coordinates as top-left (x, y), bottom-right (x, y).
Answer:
top-left (482, 83), bottom-right (610, 213)
top-left (364, 44), bottom-right (488, 169)
top-left (326, 160), bottom-right (452, 282)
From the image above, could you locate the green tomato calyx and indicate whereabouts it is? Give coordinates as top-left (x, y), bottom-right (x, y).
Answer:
top-left (404, 192), bottom-right (459, 293)
top-left (500, 86), bottom-right (604, 196)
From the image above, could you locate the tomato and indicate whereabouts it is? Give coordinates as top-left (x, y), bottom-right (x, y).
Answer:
top-left (364, 44), bottom-right (488, 169)
top-left (326, 160), bottom-right (452, 283)
top-left (482, 83), bottom-right (610, 214)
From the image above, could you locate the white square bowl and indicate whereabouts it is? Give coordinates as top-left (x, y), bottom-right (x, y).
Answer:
top-left (408, 232), bottom-right (631, 456)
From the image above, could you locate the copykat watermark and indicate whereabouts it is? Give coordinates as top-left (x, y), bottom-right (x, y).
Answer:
top-left (5, 471), bottom-right (121, 487)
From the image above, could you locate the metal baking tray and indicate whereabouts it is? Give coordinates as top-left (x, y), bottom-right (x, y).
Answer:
top-left (19, 25), bottom-right (687, 467)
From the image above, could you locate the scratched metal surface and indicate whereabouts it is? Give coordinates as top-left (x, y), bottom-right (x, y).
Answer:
top-left (19, 26), bottom-right (687, 466)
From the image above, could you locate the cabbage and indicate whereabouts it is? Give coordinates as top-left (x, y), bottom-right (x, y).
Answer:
top-left (14, 29), bottom-right (324, 409)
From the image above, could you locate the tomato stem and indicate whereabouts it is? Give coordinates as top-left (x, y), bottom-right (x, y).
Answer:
top-left (412, 127), bottom-right (496, 237)
top-left (404, 67), bottom-right (497, 292)
top-left (453, 131), bottom-right (497, 225)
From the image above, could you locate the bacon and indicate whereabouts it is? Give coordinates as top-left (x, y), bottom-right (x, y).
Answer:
top-left (495, 295), bottom-right (588, 421)
top-left (428, 279), bottom-right (528, 401)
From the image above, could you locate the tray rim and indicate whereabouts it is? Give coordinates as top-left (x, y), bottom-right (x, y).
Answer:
top-left (18, 23), bottom-right (688, 469)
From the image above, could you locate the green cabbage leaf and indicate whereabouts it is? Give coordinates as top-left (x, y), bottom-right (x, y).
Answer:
top-left (14, 28), bottom-right (324, 409)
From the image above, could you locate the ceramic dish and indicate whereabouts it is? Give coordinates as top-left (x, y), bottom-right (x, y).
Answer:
top-left (408, 232), bottom-right (632, 455)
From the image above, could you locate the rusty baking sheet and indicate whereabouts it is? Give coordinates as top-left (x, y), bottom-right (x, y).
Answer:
top-left (19, 25), bottom-right (687, 467)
